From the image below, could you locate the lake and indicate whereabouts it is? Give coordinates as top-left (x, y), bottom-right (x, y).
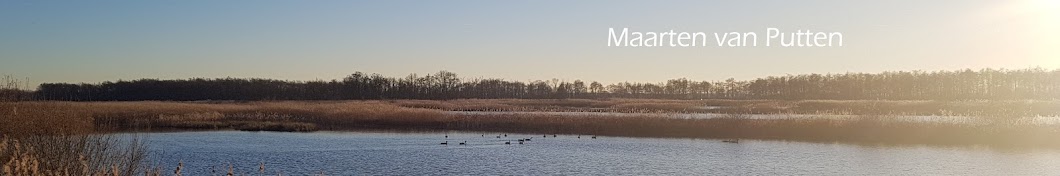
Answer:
top-left (139, 131), bottom-right (1060, 175)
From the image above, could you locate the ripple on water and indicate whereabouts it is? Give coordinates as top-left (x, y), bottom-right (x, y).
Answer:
top-left (132, 131), bottom-right (1060, 175)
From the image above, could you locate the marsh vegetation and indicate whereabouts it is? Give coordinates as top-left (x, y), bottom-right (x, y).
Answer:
top-left (3, 99), bottom-right (1058, 149)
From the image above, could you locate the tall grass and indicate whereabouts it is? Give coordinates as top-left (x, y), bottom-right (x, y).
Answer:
top-left (1, 101), bottom-right (156, 176)
top-left (1, 135), bottom-right (151, 176)
top-left (388, 99), bottom-right (1060, 116)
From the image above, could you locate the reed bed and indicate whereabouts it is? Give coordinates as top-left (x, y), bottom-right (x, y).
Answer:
top-left (3, 100), bottom-right (1059, 149)
top-left (388, 99), bottom-right (1060, 116)
top-left (1, 135), bottom-right (154, 176)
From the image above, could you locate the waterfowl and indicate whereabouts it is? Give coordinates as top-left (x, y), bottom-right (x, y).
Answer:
top-left (459, 141), bottom-right (466, 145)
top-left (525, 137), bottom-right (532, 141)
top-left (591, 136), bottom-right (597, 139)
top-left (553, 134), bottom-right (557, 137)
top-left (440, 141), bottom-right (448, 145)
top-left (505, 140), bottom-right (511, 145)
top-left (518, 141), bottom-right (524, 144)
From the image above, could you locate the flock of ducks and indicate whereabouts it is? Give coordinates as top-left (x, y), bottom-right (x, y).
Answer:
top-left (439, 134), bottom-right (598, 145)
top-left (441, 133), bottom-right (741, 145)
top-left (438, 134), bottom-right (737, 145)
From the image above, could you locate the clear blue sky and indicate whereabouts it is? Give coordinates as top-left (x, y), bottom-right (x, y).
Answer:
top-left (1, 0), bottom-right (1057, 86)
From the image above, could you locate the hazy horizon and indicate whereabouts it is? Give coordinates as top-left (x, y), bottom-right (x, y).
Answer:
top-left (2, 0), bottom-right (1058, 86)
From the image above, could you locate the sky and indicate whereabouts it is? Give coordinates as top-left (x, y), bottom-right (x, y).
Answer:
top-left (1, 0), bottom-right (1058, 87)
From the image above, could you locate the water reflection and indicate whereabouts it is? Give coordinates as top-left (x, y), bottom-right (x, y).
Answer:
top-left (136, 131), bottom-right (1060, 175)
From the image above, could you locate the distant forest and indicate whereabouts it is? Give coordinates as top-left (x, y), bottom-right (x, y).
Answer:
top-left (3, 68), bottom-right (1059, 101)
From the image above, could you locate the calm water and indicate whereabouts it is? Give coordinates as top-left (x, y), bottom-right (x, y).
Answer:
top-left (139, 131), bottom-right (1060, 175)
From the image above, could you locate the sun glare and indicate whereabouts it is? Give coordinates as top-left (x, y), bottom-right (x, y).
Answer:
top-left (1013, 0), bottom-right (1060, 67)
top-left (972, 0), bottom-right (1060, 68)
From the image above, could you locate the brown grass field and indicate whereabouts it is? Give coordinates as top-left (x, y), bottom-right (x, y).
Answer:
top-left (389, 98), bottom-right (1060, 116)
top-left (3, 99), bottom-right (1060, 175)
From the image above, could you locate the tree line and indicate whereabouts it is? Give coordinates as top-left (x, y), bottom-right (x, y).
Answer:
top-left (20, 68), bottom-right (1060, 101)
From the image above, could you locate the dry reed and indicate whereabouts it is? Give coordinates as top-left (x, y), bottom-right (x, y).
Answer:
top-left (3, 99), bottom-right (1059, 150)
